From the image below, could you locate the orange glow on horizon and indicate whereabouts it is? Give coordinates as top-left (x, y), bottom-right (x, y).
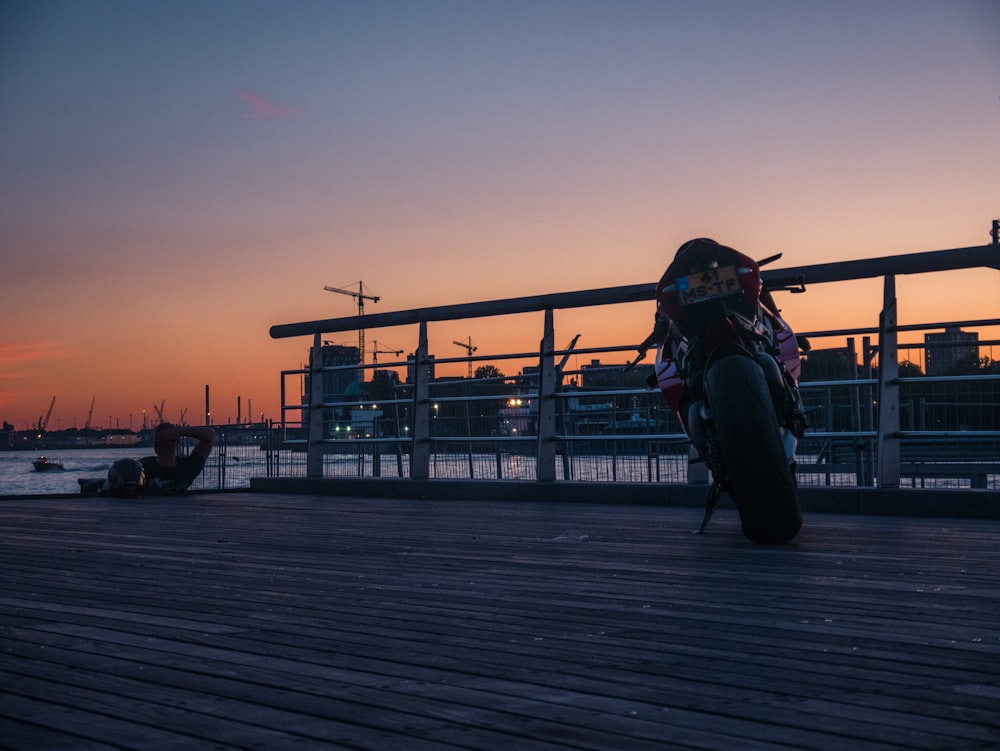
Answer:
top-left (2, 4), bottom-right (997, 432)
top-left (2, 254), bottom-right (998, 432)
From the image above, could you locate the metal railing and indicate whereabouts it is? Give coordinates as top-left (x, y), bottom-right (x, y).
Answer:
top-left (270, 243), bottom-right (1000, 490)
top-left (172, 425), bottom-right (287, 491)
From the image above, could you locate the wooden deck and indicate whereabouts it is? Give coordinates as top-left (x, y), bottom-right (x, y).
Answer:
top-left (1, 491), bottom-right (998, 750)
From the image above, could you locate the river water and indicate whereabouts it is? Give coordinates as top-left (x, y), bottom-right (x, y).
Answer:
top-left (0, 447), bottom-right (284, 497)
top-left (1, 449), bottom-right (141, 496)
top-left (0, 446), bottom-right (684, 496)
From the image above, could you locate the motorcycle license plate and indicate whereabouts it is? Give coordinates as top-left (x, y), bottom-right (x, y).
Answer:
top-left (676, 266), bottom-right (741, 305)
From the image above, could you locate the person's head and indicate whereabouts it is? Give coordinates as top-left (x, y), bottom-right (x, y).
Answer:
top-left (154, 422), bottom-right (178, 459)
top-left (107, 458), bottom-right (146, 497)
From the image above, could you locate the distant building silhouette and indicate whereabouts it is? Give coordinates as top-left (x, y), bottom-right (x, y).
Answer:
top-left (925, 327), bottom-right (978, 375)
top-left (312, 343), bottom-right (361, 400)
top-left (301, 343), bottom-right (361, 436)
top-left (799, 347), bottom-right (856, 381)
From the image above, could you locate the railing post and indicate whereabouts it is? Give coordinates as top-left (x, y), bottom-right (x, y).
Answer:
top-left (411, 321), bottom-right (431, 479)
top-left (876, 275), bottom-right (901, 487)
top-left (862, 335), bottom-right (876, 486)
top-left (307, 333), bottom-right (325, 478)
top-left (847, 337), bottom-right (865, 486)
top-left (536, 308), bottom-right (557, 482)
top-left (217, 430), bottom-right (226, 489)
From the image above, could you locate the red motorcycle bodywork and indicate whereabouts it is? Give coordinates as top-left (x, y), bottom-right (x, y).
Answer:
top-left (651, 242), bottom-right (801, 415)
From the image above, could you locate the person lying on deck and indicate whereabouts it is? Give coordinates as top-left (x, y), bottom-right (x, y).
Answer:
top-left (140, 422), bottom-right (216, 494)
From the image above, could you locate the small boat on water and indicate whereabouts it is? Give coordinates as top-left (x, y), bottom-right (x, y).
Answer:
top-left (33, 456), bottom-right (65, 472)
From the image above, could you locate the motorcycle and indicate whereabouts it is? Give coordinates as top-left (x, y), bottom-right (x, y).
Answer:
top-left (627, 239), bottom-right (808, 544)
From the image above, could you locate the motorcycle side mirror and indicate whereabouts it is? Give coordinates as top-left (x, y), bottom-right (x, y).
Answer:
top-left (763, 274), bottom-right (807, 294)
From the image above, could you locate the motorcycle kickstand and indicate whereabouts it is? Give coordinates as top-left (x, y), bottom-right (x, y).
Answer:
top-left (694, 481), bottom-right (722, 535)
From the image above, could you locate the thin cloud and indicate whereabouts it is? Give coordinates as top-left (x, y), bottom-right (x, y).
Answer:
top-left (238, 91), bottom-right (301, 119)
top-left (0, 340), bottom-right (68, 368)
top-left (0, 341), bottom-right (74, 417)
top-left (0, 340), bottom-right (77, 383)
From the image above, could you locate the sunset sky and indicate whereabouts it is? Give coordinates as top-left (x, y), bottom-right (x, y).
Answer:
top-left (2, 0), bottom-right (998, 431)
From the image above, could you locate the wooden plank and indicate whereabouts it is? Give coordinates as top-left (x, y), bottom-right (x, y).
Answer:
top-left (0, 715), bottom-right (124, 751)
top-left (0, 694), bottom-right (249, 750)
top-left (1, 493), bottom-right (998, 750)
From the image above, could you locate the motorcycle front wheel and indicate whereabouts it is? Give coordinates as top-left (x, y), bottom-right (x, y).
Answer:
top-left (704, 354), bottom-right (802, 544)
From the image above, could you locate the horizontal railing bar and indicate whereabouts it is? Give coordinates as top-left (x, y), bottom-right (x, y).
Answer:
top-left (919, 401), bottom-right (999, 407)
top-left (271, 246), bottom-right (998, 340)
top-left (555, 388), bottom-right (651, 398)
top-left (557, 344), bottom-right (638, 356)
top-left (423, 394), bottom-right (538, 404)
top-left (271, 283), bottom-right (653, 338)
top-left (768, 244), bottom-right (999, 285)
top-left (317, 438), bottom-right (410, 445)
top-left (365, 347), bottom-right (602, 370)
top-left (802, 431), bottom-right (878, 438)
top-left (311, 400), bottom-right (412, 409)
top-left (801, 316), bottom-right (1000, 339)
top-left (422, 351), bottom-right (540, 366)
top-left (535, 345), bottom-right (642, 360)
top-left (557, 433), bottom-right (689, 442)
top-left (801, 379), bottom-right (879, 388)
top-left (897, 374), bottom-right (1000, 384)
top-left (895, 430), bottom-right (1000, 439)
top-left (428, 435), bottom-right (536, 443)
top-left (314, 363), bottom-right (377, 373)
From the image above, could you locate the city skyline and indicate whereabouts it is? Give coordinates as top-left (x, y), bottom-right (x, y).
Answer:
top-left (2, 1), bottom-right (998, 429)
top-left (6, 304), bottom-right (996, 435)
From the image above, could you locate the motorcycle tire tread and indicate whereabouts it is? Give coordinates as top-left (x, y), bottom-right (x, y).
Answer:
top-left (705, 354), bottom-right (803, 544)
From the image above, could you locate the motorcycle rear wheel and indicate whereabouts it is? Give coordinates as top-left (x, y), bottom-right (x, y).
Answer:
top-left (705, 354), bottom-right (802, 544)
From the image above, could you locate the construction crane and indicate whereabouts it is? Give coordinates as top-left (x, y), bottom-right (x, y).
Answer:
top-left (38, 396), bottom-right (56, 432)
top-left (371, 341), bottom-right (403, 366)
top-left (84, 396), bottom-right (96, 430)
top-left (324, 282), bottom-right (380, 381)
top-left (556, 334), bottom-right (582, 374)
top-left (153, 400), bottom-right (166, 424)
top-left (453, 337), bottom-right (477, 378)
